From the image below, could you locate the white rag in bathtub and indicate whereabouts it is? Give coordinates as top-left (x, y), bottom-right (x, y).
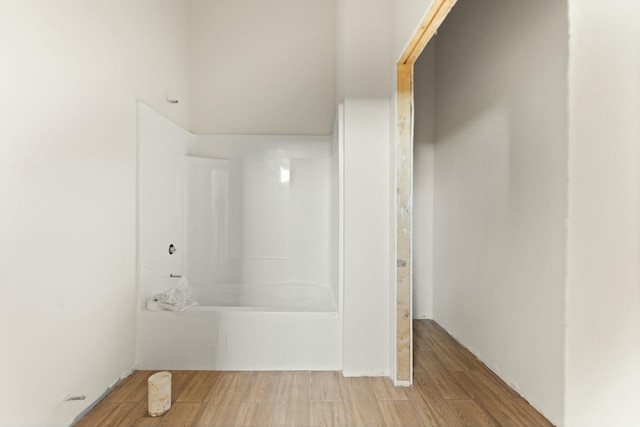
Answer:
top-left (155, 277), bottom-right (197, 313)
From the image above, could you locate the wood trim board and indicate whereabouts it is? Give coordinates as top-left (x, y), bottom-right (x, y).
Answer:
top-left (395, 0), bottom-right (457, 384)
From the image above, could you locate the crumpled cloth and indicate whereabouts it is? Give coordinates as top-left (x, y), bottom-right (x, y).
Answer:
top-left (155, 277), bottom-right (197, 312)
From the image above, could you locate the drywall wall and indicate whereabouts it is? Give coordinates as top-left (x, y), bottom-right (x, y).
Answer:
top-left (412, 42), bottom-right (435, 319)
top-left (430, 0), bottom-right (568, 422)
top-left (342, 98), bottom-right (391, 376)
top-left (188, 0), bottom-right (336, 135)
top-left (338, 0), bottom-right (393, 376)
top-left (0, 1), bottom-right (190, 425)
top-left (565, 1), bottom-right (640, 425)
top-left (340, 0), bottom-right (392, 99)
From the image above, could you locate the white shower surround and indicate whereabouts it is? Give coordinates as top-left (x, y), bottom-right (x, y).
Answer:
top-left (136, 103), bottom-right (341, 370)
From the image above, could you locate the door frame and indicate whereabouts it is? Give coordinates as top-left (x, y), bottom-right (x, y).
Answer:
top-left (395, 0), bottom-right (457, 384)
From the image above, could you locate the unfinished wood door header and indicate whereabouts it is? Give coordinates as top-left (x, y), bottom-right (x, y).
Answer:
top-left (399, 0), bottom-right (457, 66)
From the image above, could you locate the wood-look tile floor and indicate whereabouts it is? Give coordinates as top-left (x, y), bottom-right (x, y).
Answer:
top-left (75, 320), bottom-right (553, 427)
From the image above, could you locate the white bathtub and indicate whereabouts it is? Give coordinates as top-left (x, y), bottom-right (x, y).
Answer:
top-left (137, 283), bottom-right (341, 371)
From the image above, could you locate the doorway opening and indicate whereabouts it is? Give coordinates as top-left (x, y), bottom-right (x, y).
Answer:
top-left (398, 2), bottom-right (569, 423)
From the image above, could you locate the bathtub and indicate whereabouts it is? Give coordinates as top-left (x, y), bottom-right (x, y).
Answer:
top-left (137, 283), bottom-right (341, 371)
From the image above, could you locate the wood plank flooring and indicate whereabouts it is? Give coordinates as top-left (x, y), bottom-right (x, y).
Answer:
top-left (75, 320), bottom-right (553, 427)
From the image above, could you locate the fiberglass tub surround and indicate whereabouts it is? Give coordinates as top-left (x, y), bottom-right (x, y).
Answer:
top-left (183, 138), bottom-right (335, 307)
top-left (137, 103), bottom-right (341, 370)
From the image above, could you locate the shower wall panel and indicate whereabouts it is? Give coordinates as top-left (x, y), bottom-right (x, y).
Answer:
top-left (138, 103), bottom-right (189, 303)
top-left (187, 135), bottom-right (335, 296)
top-left (185, 157), bottom-right (239, 287)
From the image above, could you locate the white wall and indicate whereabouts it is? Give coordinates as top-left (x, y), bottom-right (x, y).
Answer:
top-left (188, 0), bottom-right (336, 135)
top-left (338, 0), bottom-right (393, 377)
top-left (0, 1), bottom-right (190, 425)
top-left (342, 99), bottom-right (391, 376)
top-left (429, 0), bottom-right (568, 422)
top-left (565, 1), bottom-right (640, 425)
top-left (412, 42), bottom-right (435, 319)
top-left (340, 0), bottom-right (392, 99)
